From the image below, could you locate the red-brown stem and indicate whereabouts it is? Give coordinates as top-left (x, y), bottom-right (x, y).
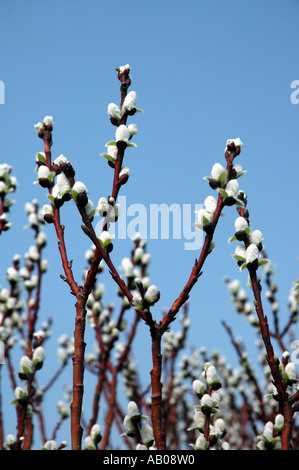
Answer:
top-left (36, 408), bottom-right (47, 444)
top-left (204, 409), bottom-right (212, 442)
top-left (79, 206), bottom-right (163, 448)
top-left (100, 368), bottom-right (118, 450)
top-left (281, 400), bottom-right (293, 450)
top-left (37, 74), bottom-right (133, 449)
top-left (4, 349), bottom-right (17, 391)
top-left (75, 70), bottom-right (139, 445)
top-left (51, 415), bottom-right (65, 441)
top-left (52, 212), bottom-right (78, 296)
top-left (249, 269), bottom-right (293, 449)
top-left (43, 131), bottom-right (89, 450)
top-left (111, 143), bottom-right (125, 201)
top-left (78, 206), bottom-right (153, 325)
top-left (70, 292), bottom-right (87, 450)
top-left (14, 375), bottom-right (35, 450)
top-left (87, 363), bottom-right (106, 435)
top-left (161, 194), bottom-right (225, 332)
top-left (83, 71), bottom-right (130, 292)
top-left (147, 154), bottom-right (237, 447)
top-left (250, 272), bottom-right (285, 395)
top-left (236, 193), bottom-right (296, 449)
top-left (150, 327), bottom-right (166, 450)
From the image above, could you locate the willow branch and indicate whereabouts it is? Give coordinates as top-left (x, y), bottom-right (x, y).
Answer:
top-left (42, 128), bottom-right (87, 450)
top-left (150, 327), bottom-right (166, 450)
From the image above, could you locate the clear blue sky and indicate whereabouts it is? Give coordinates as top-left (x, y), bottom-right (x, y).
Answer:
top-left (1, 0), bottom-right (299, 449)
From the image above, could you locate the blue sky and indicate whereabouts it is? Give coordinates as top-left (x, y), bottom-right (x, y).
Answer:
top-left (1, 0), bottom-right (299, 449)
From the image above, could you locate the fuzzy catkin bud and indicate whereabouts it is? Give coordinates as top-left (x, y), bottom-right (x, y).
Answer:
top-left (263, 422), bottom-right (273, 442)
top-left (117, 64), bottom-right (130, 74)
top-left (57, 173), bottom-right (71, 194)
top-left (98, 231), bottom-right (115, 251)
top-left (192, 379), bottom-right (205, 395)
top-left (72, 181), bottom-right (88, 207)
top-left (53, 154), bottom-right (68, 166)
top-left (132, 293), bottom-right (143, 310)
top-left (200, 394), bottom-right (213, 408)
top-left (116, 124), bottom-right (131, 143)
top-left (98, 197), bottom-right (109, 217)
top-left (72, 181), bottom-right (87, 197)
top-left (204, 195), bottom-right (217, 213)
top-left (107, 145), bottom-right (118, 162)
top-left (42, 440), bottom-right (58, 450)
top-left (90, 423), bottom-right (101, 442)
top-left (211, 163), bottom-right (225, 180)
top-left (57, 401), bottom-right (69, 418)
top-left (33, 346), bottom-right (46, 364)
top-left (196, 209), bottom-right (212, 228)
top-left (144, 285), bottom-right (160, 305)
top-left (226, 137), bottom-right (243, 149)
top-left (225, 179), bottom-right (239, 198)
top-left (20, 356), bottom-right (33, 375)
top-left (140, 423), bottom-right (154, 446)
top-left (15, 386), bottom-right (26, 400)
top-left (127, 401), bottom-right (139, 417)
top-left (123, 91), bottom-right (137, 110)
top-left (121, 257), bottom-right (134, 277)
top-left (6, 434), bottom-right (17, 446)
top-left (43, 115), bottom-right (54, 126)
top-left (234, 216), bottom-right (248, 232)
top-left (193, 410), bottom-right (206, 429)
top-left (206, 365), bottom-right (217, 385)
top-left (34, 122), bottom-right (44, 133)
top-left (194, 435), bottom-right (207, 450)
top-left (108, 103), bottom-right (121, 120)
top-left (38, 166), bottom-right (50, 179)
top-left (234, 244), bottom-right (246, 259)
top-left (250, 229), bottom-right (263, 245)
top-left (274, 414), bottom-right (284, 431)
top-left (246, 244), bottom-right (259, 264)
top-left (285, 362), bottom-right (297, 381)
top-left (128, 123), bottom-right (138, 135)
top-left (214, 418), bottom-right (225, 435)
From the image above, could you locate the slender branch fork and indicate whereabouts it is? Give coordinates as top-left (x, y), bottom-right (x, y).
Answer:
top-left (38, 73), bottom-right (245, 450)
top-left (34, 67), bottom-right (298, 451)
top-left (39, 68), bottom-right (155, 450)
top-left (148, 150), bottom-right (239, 448)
